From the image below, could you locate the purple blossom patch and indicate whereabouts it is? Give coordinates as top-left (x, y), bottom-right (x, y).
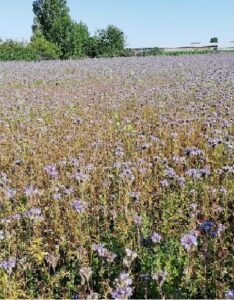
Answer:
top-left (0, 258), bottom-right (16, 273)
top-left (181, 231), bottom-right (198, 251)
top-left (44, 164), bottom-right (58, 177)
top-left (71, 199), bottom-right (87, 213)
top-left (151, 232), bottom-right (162, 243)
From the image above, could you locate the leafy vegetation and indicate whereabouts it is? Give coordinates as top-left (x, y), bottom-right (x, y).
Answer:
top-left (0, 40), bottom-right (38, 61)
top-left (31, 0), bottom-right (127, 59)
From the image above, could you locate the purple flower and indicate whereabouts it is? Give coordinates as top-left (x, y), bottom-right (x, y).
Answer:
top-left (27, 207), bottom-right (41, 215)
top-left (225, 289), bottom-right (234, 299)
top-left (93, 244), bottom-right (107, 256)
top-left (204, 220), bottom-right (214, 230)
top-left (181, 231), bottom-right (198, 251)
top-left (217, 223), bottom-right (225, 234)
top-left (70, 172), bottom-right (89, 182)
top-left (11, 213), bottom-right (21, 220)
top-left (125, 248), bottom-right (137, 260)
top-left (177, 176), bottom-right (185, 187)
top-left (220, 187), bottom-right (227, 194)
top-left (111, 272), bottom-right (133, 299)
top-left (160, 179), bottom-right (169, 187)
top-left (120, 168), bottom-right (135, 181)
top-left (113, 162), bottom-right (122, 169)
top-left (173, 156), bottom-right (186, 164)
top-left (151, 232), bottom-right (162, 243)
top-left (115, 147), bottom-right (124, 157)
top-left (199, 220), bottom-right (215, 236)
top-left (111, 287), bottom-right (133, 300)
top-left (5, 188), bottom-right (16, 199)
top-left (24, 185), bottom-right (38, 197)
top-left (26, 207), bottom-right (43, 221)
top-left (119, 272), bottom-right (133, 286)
top-left (93, 244), bottom-right (116, 263)
top-left (133, 214), bottom-right (142, 226)
top-left (44, 164), bottom-right (58, 177)
top-left (165, 167), bottom-right (176, 179)
top-left (0, 258), bottom-right (16, 273)
top-left (200, 166), bottom-right (211, 177)
top-left (53, 193), bottom-right (61, 200)
top-left (186, 168), bottom-right (202, 179)
top-left (185, 147), bottom-right (204, 156)
top-left (71, 199), bottom-right (87, 213)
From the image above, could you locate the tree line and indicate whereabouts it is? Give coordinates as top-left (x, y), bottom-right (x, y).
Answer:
top-left (0, 0), bottom-right (130, 61)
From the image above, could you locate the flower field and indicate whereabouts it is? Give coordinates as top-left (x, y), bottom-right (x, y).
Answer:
top-left (0, 54), bottom-right (233, 299)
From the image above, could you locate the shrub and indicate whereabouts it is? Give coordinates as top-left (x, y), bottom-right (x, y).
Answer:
top-left (0, 39), bottom-right (38, 61)
top-left (29, 37), bottom-right (61, 60)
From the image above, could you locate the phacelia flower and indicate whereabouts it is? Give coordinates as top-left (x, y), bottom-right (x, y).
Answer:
top-left (5, 188), bottom-right (16, 199)
top-left (181, 231), bottom-right (198, 251)
top-left (70, 172), bottom-right (89, 182)
top-left (0, 258), bottom-right (16, 273)
top-left (111, 272), bottom-right (133, 299)
top-left (111, 286), bottom-right (133, 300)
top-left (44, 164), bottom-right (58, 177)
top-left (24, 185), bottom-right (39, 197)
top-left (71, 199), bottom-right (87, 213)
top-left (133, 214), bottom-right (142, 226)
top-left (151, 232), bottom-right (162, 243)
top-left (26, 207), bottom-right (43, 221)
top-left (225, 289), bottom-right (234, 299)
top-left (160, 179), bottom-right (169, 187)
top-left (199, 220), bottom-right (216, 237)
top-left (93, 244), bottom-right (116, 263)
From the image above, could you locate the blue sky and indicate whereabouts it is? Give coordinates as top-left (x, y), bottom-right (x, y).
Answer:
top-left (0, 0), bottom-right (233, 47)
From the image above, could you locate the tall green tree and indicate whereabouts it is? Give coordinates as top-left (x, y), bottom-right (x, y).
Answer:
top-left (32, 0), bottom-right (74, 58)
top-left (71, 21), bottom-right (90, 58)
top-left (94, 25), bottom-right (126, 57)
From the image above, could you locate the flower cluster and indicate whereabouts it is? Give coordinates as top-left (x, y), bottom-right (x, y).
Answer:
top-left (71, 199), bottom-right (87, 213)
top-left (0, 258), bottom-right (16, 273)
top-left (111, 272), bottom-right (133, 300)
top-left (93, 244), bottom-right (117, 263)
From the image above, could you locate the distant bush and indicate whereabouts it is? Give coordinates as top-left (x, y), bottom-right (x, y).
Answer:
top-left (0, 39), bottom-right (38, 61)
top-left (141, 47), bottom-right (164, 56)
top-left (29, 36), bottom-right (61, 60)
top-left (93, 25), bottom-right (127, 58)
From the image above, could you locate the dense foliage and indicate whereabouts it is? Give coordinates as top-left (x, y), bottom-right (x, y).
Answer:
top-left (0, 54), bottom-right (233, 298)
top-left (32, 0), bottom-right (74, 58)
top-left (31, 0), bottom-right (127, 59)
top-left (92, 25), bottom-right (127, 57)
top-left (0, 40), bottom-right (38, 61)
